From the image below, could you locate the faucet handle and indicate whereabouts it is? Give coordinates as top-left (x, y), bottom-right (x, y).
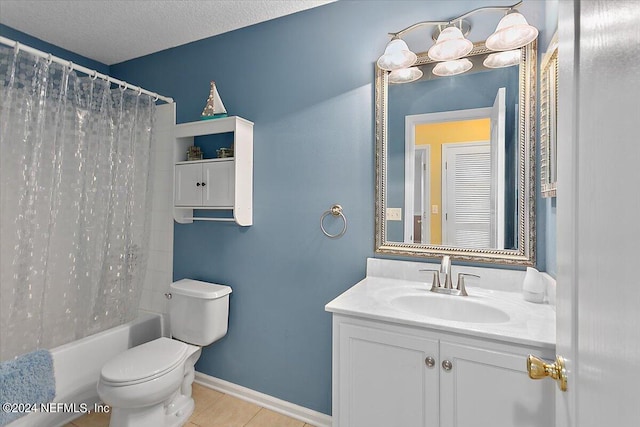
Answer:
top-left (419, 269), bottom-right (441, 290)
top-left (456, 273), bottom-right (480, 296)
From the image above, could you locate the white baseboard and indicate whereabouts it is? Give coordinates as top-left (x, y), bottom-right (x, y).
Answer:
top-left (194, 372), bottom-right (332, 427)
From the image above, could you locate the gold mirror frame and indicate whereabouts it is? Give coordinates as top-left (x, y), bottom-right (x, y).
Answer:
top-left (374, 41), bottom-right (537, 266)
top-left (541, 33), bottom-right (558, 198)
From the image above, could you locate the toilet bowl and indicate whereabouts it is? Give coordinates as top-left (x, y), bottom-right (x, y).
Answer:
top-left (97, 279), bottom-right (231, 427)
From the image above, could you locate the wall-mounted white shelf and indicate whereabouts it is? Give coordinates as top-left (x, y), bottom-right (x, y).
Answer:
top-left (173, 116), bottom-right (253, 226)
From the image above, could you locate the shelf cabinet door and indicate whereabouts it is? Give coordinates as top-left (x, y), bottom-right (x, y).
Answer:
top-left (439, 342), bottom-right (555, 427)
top-left (203, 160), bottom-right (234, 207)
top-left (174, 163), bottom-right (203, 206)
top-left (337, 323), bottom-right (439, 427)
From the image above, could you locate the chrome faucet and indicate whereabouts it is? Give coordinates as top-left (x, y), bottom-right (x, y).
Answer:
top-left (419, 256), bottom-right (480, 296)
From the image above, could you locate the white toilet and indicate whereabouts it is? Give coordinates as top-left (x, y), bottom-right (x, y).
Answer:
top-left (97, 279), bottom-right (231, 427)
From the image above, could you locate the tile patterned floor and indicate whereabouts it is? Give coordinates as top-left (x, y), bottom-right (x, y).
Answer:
top-left (65, 383), bottom-right (316, 427)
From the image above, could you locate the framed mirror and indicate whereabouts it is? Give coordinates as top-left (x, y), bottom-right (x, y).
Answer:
top-left (540, 33), bottom-right (558, 198)
top-left (375, 41), bottom-right (537, 266)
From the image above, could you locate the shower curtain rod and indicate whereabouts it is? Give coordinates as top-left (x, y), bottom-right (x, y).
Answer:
top-left (0, 36), bottom-right (174, 104)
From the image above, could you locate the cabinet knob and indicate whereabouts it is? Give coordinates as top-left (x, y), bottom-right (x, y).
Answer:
top-left (201, 182), bottom-right (206, 187)
top-left (442, 360), bottom-right (453, 371)
top-left (425, 356), bottom-right (436, 368)
top-left (196, 182), bottom-right (201, 187)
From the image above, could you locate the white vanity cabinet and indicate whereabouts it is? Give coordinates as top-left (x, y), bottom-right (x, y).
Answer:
top-left (333, 315), bottom-right (555, 427)
top-left (173, 116), bottom-right (253, 226)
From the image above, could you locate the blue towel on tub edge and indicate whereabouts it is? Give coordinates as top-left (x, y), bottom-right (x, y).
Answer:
top-left (0, 349), bottom-right (56, 426)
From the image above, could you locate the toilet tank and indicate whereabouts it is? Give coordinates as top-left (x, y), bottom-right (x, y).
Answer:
top-left (169, 279), bottom-right (232, 346)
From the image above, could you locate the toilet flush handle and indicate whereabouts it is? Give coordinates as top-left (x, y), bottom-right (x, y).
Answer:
top-left (165, 293), bottom-right (172, 299)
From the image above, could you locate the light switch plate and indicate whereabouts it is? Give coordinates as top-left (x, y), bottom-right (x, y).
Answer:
top-left (387, 208), bottom-right (402, 221)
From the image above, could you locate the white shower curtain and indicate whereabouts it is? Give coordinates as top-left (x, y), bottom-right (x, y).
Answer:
top-left (0, 45), bottom-right (155, 361)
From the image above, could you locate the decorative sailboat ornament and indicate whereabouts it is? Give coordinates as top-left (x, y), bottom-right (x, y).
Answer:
top-left (201, 81), bottom-right (228, 120)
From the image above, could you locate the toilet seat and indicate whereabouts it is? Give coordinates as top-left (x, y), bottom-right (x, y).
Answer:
top-left (100, 337), bottom-right (188, 387)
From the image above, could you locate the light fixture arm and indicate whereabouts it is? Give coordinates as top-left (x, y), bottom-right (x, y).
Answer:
top-left (388, 0), bottom-right (523, 39)
top-left (454, 1), bottom-right (523, 22)
top-left (388, 21), bottom-right (448, 39)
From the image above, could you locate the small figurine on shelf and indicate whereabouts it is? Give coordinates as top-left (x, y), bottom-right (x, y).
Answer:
top-left (201, 81), bottom-right (228, 120)
top-left (187, 146), bottom-right (203, 161)
top-left (216, 146), bottom-right (234, 158)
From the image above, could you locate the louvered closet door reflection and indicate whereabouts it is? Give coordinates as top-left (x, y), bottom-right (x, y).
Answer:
top-left (442, 142), bottom-right (491, 248)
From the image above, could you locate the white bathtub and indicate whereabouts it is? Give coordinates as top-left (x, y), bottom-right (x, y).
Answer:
top-left (8, 312), bottom-right (163, 427)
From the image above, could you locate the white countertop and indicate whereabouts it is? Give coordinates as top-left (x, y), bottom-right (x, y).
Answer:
top-left (325, 276), bottom-right (556, 349)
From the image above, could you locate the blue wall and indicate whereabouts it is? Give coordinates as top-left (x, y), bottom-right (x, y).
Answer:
top-left (110, 0), bottom-right (548, 415)
top-left (111, 1), bottom-right (383, 413)
top-left (3, 0), bottom-right (552, 415)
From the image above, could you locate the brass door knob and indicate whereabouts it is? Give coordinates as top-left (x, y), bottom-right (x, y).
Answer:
top-left (527, 355), bottom-right (567, 392)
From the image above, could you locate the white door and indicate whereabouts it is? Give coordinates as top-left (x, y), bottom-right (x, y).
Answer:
top-left (441, 142), bottom-right (491, 248)
top-left (553, 1), bottom-right (640, 426)
top-left (489, 87), bottom-right (506, 249)
top-left (414, 146), bottom-right (430, 243)
top-left (337, 323), bottom-right (439, 427)
top-left (174, 163), bottom-right (202, 206)
top-left (440, 342), bottom-right (554, 427)
top-left (404, 108), bottom-right (492, 244)
top-left (202, 160), bottom-right (234, 207)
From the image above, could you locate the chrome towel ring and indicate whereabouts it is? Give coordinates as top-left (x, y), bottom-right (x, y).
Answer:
top-left (320, 204), bottom-right (347, 238)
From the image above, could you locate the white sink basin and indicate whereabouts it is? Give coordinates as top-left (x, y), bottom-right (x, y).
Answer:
top-left (390, 294), bottom-right (510, 323)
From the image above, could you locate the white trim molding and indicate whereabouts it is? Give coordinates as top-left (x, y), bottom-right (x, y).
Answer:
top-left (194, 372), bottom-right (332, 427)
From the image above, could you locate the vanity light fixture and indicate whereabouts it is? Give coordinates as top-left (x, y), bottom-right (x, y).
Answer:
top-left (483, 49), bottom-right (521, 68)
top-left (377, 38), bottom-right (417, 71)
top-left (377, 1), bottom-right (537, 77)
top-left (427, 25), bottom-right (473, 62)
top-left (389, 67), bottom-right (423, 84)
top-left (485, 11), bottom-right (539, 51)
top-left (432, 58), bottom-right (473, 77)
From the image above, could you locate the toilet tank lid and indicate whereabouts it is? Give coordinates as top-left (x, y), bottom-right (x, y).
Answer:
top-left (170, 279), bottom-right (232, 299)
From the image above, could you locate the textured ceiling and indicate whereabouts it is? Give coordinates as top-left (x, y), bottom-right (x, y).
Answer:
top-left (0, 0), bottom-right (335, 65)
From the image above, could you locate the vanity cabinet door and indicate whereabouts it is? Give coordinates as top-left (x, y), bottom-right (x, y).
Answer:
top-left (439, 342), bottom-right (555, 427)
top-left (337, 323), bottom-right (439, 427)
